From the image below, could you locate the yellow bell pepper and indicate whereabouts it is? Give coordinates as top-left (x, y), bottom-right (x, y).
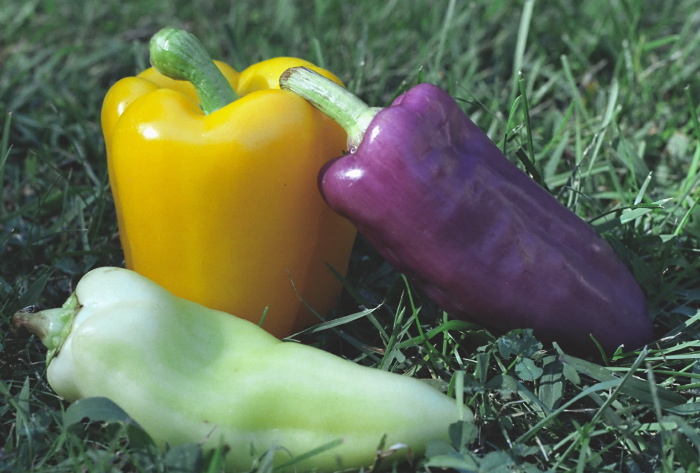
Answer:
top-left (101, 28), bottom-right (356, 338)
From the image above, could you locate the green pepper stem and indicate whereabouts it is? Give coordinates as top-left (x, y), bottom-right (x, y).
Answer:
top-left (279, 67), bottom-right (381, 150)
top-left (13, 292), bottom-right (80, 365)
top-left (149, 28), bottom-right (238, 115)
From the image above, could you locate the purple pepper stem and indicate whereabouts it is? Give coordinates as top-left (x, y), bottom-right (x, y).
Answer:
top-left (280, 67), bottom-right (382, 150)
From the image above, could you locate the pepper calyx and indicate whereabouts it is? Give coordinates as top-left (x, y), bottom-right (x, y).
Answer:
top-left (13, 292), bottom-right (80, 365)
top-left (149, 27), bottom-right (238, 115)
top-left (280, 67), bottom-right (381, 151)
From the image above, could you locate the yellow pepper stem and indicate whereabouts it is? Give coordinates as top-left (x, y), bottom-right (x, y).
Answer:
top-left (149, 28), bottom-right (238, 114)
top-left (279, 67), bottom-right (381, 150)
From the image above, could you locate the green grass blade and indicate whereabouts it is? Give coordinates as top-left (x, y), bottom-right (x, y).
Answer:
top-left (0, 112), bottom-right (12, 217)
top-left (510, 0), bottom-right (535, 105)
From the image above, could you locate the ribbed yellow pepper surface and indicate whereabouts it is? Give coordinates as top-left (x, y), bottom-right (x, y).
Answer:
top-left (101, 29), bottom-right (356, 337)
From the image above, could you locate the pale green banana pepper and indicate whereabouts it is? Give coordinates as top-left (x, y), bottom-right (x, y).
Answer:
top-left (13, 267), bottom-right (468, 472)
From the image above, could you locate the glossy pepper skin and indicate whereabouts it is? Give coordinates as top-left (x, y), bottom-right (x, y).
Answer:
top-left (101, 30), bottom-right (356, 337)
top-left (280, 68), bottom-right (652, 355)
top-left (13, 267), bottom-right (465, 472)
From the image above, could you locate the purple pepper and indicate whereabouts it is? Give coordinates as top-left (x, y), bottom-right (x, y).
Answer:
top-left (280, 67), bottom-right (653, 355)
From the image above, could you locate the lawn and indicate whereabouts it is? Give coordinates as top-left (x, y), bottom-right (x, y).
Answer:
top-left (1, 1), bottom-right (699, 472)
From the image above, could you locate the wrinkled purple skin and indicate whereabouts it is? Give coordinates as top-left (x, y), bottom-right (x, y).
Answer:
top-left (319, 83), bottom-right (652, 355)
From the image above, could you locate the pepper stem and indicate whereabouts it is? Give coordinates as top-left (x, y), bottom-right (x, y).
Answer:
top-left (149, 28), bottom-right (238, 115)
top-left (280, 67), bottom-right (381, 150)
top-left (13, 292), bottom-right (80, 365)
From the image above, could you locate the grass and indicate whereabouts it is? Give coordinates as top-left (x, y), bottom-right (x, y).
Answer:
top-left (1, 0), bottom-right (699, 471)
